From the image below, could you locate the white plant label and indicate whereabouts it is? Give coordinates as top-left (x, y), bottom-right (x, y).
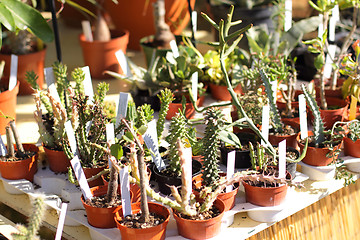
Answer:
top-left (323, 44), bottom-right (337, 79)
top-left (328, 5), bottom-right (339, 41)
top-left (116, 92), bottom-right (129, 128)
top-left (54, 202), bottom-right (68, 240)
top-left (9, 54), bottom-right (18, 91)
top-left (170, 40), bottom-right (179, 58)
top-left (191, 11), bottom-right (197, 35)
top-left (271, 80), bottom-right (277, 102)
top-left (284, 0), bottom-right (292, 31)
top-left (115, 49), bottom-right (132, 78)
top-left (64, 121), bottom-right (79, 157)
top-left (143, 120), bottom-right (165, 171)
top-left (261, 105), bottom-right (270, 146)
top-left (81, 66), bottom-right (94, 103)
top-left (191, 72), bottom-right (198, 102)
top-left (85, 121), bottom-right (92, 137)
top-left (298, 94), bottom-right (308, 139)
top-left (349, 95), bottom-right (357, 121)
top-left (226, 151), bottom-right (236, 193)
top-left (48, 84), bottom-right (62, 105)
top-left (183, 146), bottom-right (193, 197)
top-left (318, 14), bottom-right (324, 38)
top-left (70, 155), bottom-right (93, 200)
top-left (44, 67), bottom-right (55, 86)
top-left (81, 20), bottom-right (93, 42)
top-left (119, 166), bottom-right (132, 216)
top-left (278, 140), bottom-right (286, 179)
top-left (0, 135), bottom-right (7, 156)
top-left (106, 123), bottom-right (115, 168)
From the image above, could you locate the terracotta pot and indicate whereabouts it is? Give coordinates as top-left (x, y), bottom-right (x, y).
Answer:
top-left (0, 81), bottom-right (19, 135)
top-left (296, 132), bottom-right (341, 166)
top-left (343, 137), bottom-right (360, 157)
top-left (0, 48), bottom-right (46, 95)
top-left (43, 146), bottom-right (71, 173)
top-left (83, 166), bottom-right (106, 188)
top-left (166, 99), bottom-right (199, 120)
top-left (268, 119), bottom-right (300, 149)
top-left (81, 185), bottom-right (133, 228)
top-left (172, 198), bottom-right (225, 240)
top-left (0, 144), bottom-right (38, 182)
top-left (115, 202), bottom-right (170, 240)
top-left (316, 97), bottom-right (348, 129)
top-left (104, 0), bottom-right (195, 50)
top-left (79, 30), bottom-right (129, 79)
top-left (276, 98), bottom-right (301, 125)
top-left (208, 83), bottom-right (242, 101)
top-left (314, 78), bottom-right (345, 99)
top-left (192, 174), bottom-right (239, 211)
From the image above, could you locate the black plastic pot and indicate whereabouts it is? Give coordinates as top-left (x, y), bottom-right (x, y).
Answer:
top-left (152, 159), bottom-right (202, 195)
top-left (133, 89), bottom-right (160, 111)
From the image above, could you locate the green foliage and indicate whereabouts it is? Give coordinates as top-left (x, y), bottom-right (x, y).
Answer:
top-left (249, 142), bottom-right (268, 170)
top-left (52, 61), bottom-right (70, 106)
top-left (71, 67), bottom-right (85, 93)
top-left (94, 82), bottom-right (109, 104)
top-left (347, 120), bottom-right (360, 142)
top-left (157, 88), bottom-right (174, 141)
top-left (110, 144), bottom-right (123, 160)
top-left (237, 88), bottom-right (268, 126)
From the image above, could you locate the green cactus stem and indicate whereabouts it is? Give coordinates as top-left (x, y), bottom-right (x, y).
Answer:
top-left (157, 88), bottom-right (174, 142)
top-left (9, 121), bottom-right (25, 158)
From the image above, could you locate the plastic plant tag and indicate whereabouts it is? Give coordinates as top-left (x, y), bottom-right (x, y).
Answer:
top-left (48, 84), bottom-right (62, 105)
top-left (143, 120), bottom-right (165, 171)
top-left (115, 92), bottom-right (129, 128)
top-left (9, 54), bottom-right (18, 91)
top-left (271, 80), bottom-right (277, 102)
top-left (54, 202), bottom-right (68, 240)
top-left (44, 67), bottom-right (55, 86)
top-left (115, 49), bottom-right (132, 78)
top-left (85, 121), bottom-right (92, 136)
top-left (81, 66), bottom-right (94, 103)
top-left (81, 21), bottom-right (93, 42)
top-left (298, 94), bottom-right (308, 139)
top-left (183, 146), bottom-right (192, 196)
top-left (318, 14), bottom-right (324, 38)
top-left (170, 40), bottom-right (179, 58)
top-left (191, 72), bottom-right (198, 102)
top-left (328, 5), bottom-right (339, 41)
top-left (106, 123), bottom-right (115, 168)
top-left (119, 166), bottom-right (132, 216)
top-left (261, 105), bottom-right (270, 146)
top-left (64, 121), bottom-right (79, 157)
top-left (0, 135), bottom-right (7, 156)
top-left (192, 11), bottom-right (197, 35)
top-left (323, 44), bottom-right (336, 79)
top-left (284, 0), bottom-right (292, 31)
top-left (278, 140), bottom-right (286, 179)
top-left (349, 95), bottom-right (357, 121)
top-left (70, 155), bottom-right (93, 200)
top-left (226, 151), bottom-right (236, 193)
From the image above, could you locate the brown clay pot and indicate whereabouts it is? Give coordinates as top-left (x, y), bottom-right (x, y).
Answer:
top-left (0, 81), bottom-right (19, 135)
top-left (81, 185), bottom-right (133, 228)
top-left (43, 146), bottom-right (71, 173)
top-left (172, 198), bottom-right (225, 240)
top-left (0, 144), bottom-right (38, 182)
top-left (268, 119), bottom-right (300, 149)
top-left (166, 99), bottom-right (199, 120)
top-left (83, 166), bottom-right (106, 188)
top-left (208, 83), bottom-right (242, 101)
top-left (316, 97), bottom-right (348, 129)
top-left (314, 78), bottom-right (345, 99)
top-left (343, 137), bottom-right (360, 157)
top-left (296, 132), bottom-right (341, 166)
top-left (0, 48), bottom-right (46, 95)
top-left (242, 179), bottom-right (288, 207)
top-left (192, 174), bottom-right (239, 212)
top-left (276, 99), bottom-right (300, 125)
top-left (79, 30), bottom-right (129, 79)
top-left (115, 202), bottom-right (170, 240)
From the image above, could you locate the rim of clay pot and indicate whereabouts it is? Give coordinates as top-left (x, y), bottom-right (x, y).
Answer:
top-left (79, 29), bottom-right (130, 44)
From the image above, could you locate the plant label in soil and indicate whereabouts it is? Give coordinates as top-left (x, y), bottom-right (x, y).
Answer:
top-left (115, 50), bottom-right (132, 78)
top-left (119, 166), bottom-right (132, 216)
top-left (328, 5), bottom-right (339, 41)
top-left (81, 66), bottom-right (94, 103)
top-left (271, 80), bottom-right (277, 102)
top-left (143, 120), bottom-right (165, 171)
top-left (44, 67), bottom-right (55, 86)
top-left (106, 123), bottom-right (115, 168)
top-left (48, 84), bottom-right (62, 106)
top-left (278, 140), bottom-right (286, 179)
top-left (55, 202), bottom-right (68, 240)
top-left (298, 94), bottom-right (308, 139)
top-left (81, 21), bottom-right (93, 42)
top-left (9, 54), bottom-right (17, 91)
top-left (226, 150), bottom-right (236, 193)
top-left (115, 92), bottom-right (129, 127)
top-left (349, 95), bottom-right (357, 121)
top-left (183, 146), bottom-right (193, 197)
top-left (85, 121), bottom-right (92, 137)
top-left (323, 44), bottom-right (336, 79)
top-left (284, 0), bottom-right (292, 31)
top-left (261, 105), bottom-right (270, 146)
top-left (170, 40), bottom-right (179, 58)
top-left (0, 135), bottom-right (7, 156)
top-left (70, 155), bottom-right (93, 200)
top-left (191, 72), bottom-right (198, 102)
top-left (318, 14), bottom-right (324, 38)
top-left (65, 121), bottom-right (79, 157)
top-left (192, 11), bottom-right (197, 35)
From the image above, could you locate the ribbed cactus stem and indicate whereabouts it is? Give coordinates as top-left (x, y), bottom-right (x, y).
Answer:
top-left (157, 88), bottom-right (174, 142)
top-left (34, 93), bottom-right (55, 148)
top-left (71, 68), bottom-right (85, 93)
top-left (68, 87), bottom-right (79, 130)
top-left (6, 126), bottom-right (14, 158)
top-left (10, 121), bottom-right (24, 158)
top-left (52, 61), bottom-right (68, 105)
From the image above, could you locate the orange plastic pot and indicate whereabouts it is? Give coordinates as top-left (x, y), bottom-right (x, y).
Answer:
top-left (172, 198), bottom-right (225, 240)
top-left (81, 185), bottom-right (133, 228)
top-left (0, 81), bottom-right (19, 135)
top-left (166, 99), bottom-right (199, 120)
top-left (83, 166), bottom-right (106, 188)
top-left (0, 48), bottom-right (46, 95)
top-left (115, 202), bottom-right (170, 240)
top-left (0, 144), bottom-right (38, 182)
top-left (317, 97), bottom-right (348, 129)
top-left (242, 179), bottom-right (288, 207)
top-left (344, 137), bottom-right (360, 157)
top-left (313, 78), bottom-right (345, 99)
top-left (276, 99), bottom-right (300, 125)
top-left (43, 146), bottom-right (71, 173)
top-left (79, 30), bottom-right (129, 79)
top-left (297, 132), bottom-right (341, 166)
top-left (209, 83), bottom-right (242, 101)
top-left (268, 119), bottom-right (300, 149)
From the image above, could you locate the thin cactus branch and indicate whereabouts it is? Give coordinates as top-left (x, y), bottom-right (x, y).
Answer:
top-left (157, 88), bottom-right (174, 142)
top-left (10, 121), bottom-right (25, 158)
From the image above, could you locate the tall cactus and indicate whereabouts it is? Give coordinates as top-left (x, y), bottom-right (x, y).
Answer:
top-left (157, 88), bottom-right (174, 142)
top-left (52, 61), bottom-right (70, 106)
top-left (301, 84), bottom-right (325, 145)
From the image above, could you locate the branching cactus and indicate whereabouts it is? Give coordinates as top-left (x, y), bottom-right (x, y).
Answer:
top-left (71, 67), bottom-right (85, 94)
top-left (157, 88), bottom-right (174, 142)
top-left (260, 69), bottom-right (284, 133)
top-left (52, 61), bottom-right (70, 106)
top-left (26, 71), bottom-right (52, 114)
top-left (249, 142), bottom-right (268, 171)
top-left (301, 84), bottom-right (325, 145)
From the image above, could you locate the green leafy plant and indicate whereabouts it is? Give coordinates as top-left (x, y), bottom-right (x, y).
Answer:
top-left (156, 88), bottom-right (174, 142)
top-left (341, 40), bottom-right (360, 101)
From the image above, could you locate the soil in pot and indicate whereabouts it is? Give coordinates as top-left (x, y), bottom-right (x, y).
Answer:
top-left (268, 120), bottom-right (299, 149)
top-left (266, 147), bottom-right (300, 179)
